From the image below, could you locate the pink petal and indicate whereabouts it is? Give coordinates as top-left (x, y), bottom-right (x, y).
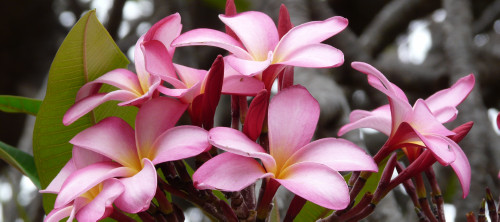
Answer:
top-left (143, 13), bottom-right (182, 56)
top-left (174, 64), bottom-right (207, 89)
top-left (75, 69), bottom-right (142, 101)
top-left (70, 117), bottom-right (141, 169)
top-left (76, 178), bottom-right (125, 221)
top-left (134, 35), bottom-right (150, 89)
top-left (425, 74), bottom-right (475, 122)
top-left (72, 146), bottom-right (111, 169)
top-left (243, 90), bottom-right (269, 141)
top-left (409, 99), bottom-right (455, 136)
top-left (208, 127), bottom-right (276, 172)
top-left (274, 16), bottom-right (347, 62)
top-left (172, 28), bottom-right (251, 59)
top-left (44, 204), bottom-right (75, 222)
top-left (54, 162), bottom-right (133, 208)
top-left (449, 141), bottom-right (471, 198)
top-left (224, 0), bottom-right (238, 39)
top-left (40, 158), bottom-right (77, 194)
top-left (286, 138), bottom-right (378, 172)
top-left (275, 44), bottom-right (343, 68)
top-left (225, 53), bottom-right (273, 76)
top-left (338, 107), bottom-right (392, 136)
top-left (114, 159), bottom-right (157, 213)
top-left (278, 4), bottom-right (293, 38)
top-left (351, 62), bottom-right (408, 102)
top-left (268, 85), bottom-right (319, 169)
top-left (152, 126), bottom-right (210, 164)
top-left (276, 162), bottom-right (349, 210)
top-left (135, 97), bottom-right (188, 159)
top-left (201, 55), bottom-right (225, 129)
top-left (193, 152), bottom-right (273, 191)
top-left (222, 75), bottom-right (265, 96)
top-left (429, 106), bottom-right (458, 123)
top-left (449, 121), bottom-right (474, 143)
top-left (141, 40), bottom-right (178, 80)
top-left (219, 11), bottom-right (279, 60)
top-left (63, 91), bottom-right (138, 126)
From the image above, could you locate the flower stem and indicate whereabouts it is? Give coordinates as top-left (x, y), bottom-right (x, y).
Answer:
top-left (256, 179), bottom-right (280, 222)
top-left (283, 195), bottom-right (306, 222)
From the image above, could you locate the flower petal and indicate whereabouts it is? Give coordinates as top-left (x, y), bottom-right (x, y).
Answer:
top-left (172, 28), bottom-right (251, 59)
top-left (286, 138), bottom-right (378, 172)
top-left (449, 140), bottom-right (471, 198)
top-left (208, 127), bottom-right (276, 172)
top-left (276, 162), bottom-right (349, 210)
top-left (351, 62), bottom-right (408, 102)
top-left (338, 106), bottom-right (392, 136)
top-left (54, 162), bottom-right (133, 208)
top-left (141, 40), bottom-right (178, 80)
top-left (409, 99), bottom-right (455, 136)
top-left (44, 204), bottom-right (75, 222)
top-left (425, 74), bottom-right (475, 123)
top-left (268, 85), bottom-right (319, 169)
top-left (275, 43), bottom-right (343, 68)
top-left (274, 16), bottom-right (347, 62)
top-left (174, 64), bottom-right (207, 89)
top-left (135, 97), bottom-right (188, 158)
top-left (76, 178), bottom-right (125, 222)
top-left (222, 75), bottom-right (265, 96)
top-left (193, 152), bottom-right (273, 191)
top-left (72, 146), bottom-right (111, 169)
top-left (114, 159), bottom-right (157, 213)
top-left (219, 11), bottom-right (279, 60)
top-left (40, 158), bottom-right (77, 194)
top-left (69, 117), bottom-right (140, 169)
top-left (225, 54), bottom-right (273, 76)
top-left (63, 91), bottom-right (138, 126)
top-left (143, 13), bottom-right (182, 56)
top-left (75, 69), bottom-right (143, 101)
top-left (152, 126), bottom-right (210, 164)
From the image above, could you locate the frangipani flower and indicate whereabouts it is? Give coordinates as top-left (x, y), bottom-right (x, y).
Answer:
top-left (193, 85), bottom-right (377, 210)
top-left (339, 62), bottom-right (474, 197)
top-left (172, 10), bottom-right (347, 89)
top-left (53, 97), bottom-right (210, 214)
top-left (62, 13), bottom-right (185, 126)
top-left (40, 147), bottom-right (122, 222)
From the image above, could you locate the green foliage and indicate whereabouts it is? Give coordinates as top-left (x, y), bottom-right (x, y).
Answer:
top-left (33, 10), bottom-right (137, 212)
top-left (0, 141), bottom-right (40, 189)
top-left (0, 95), bottom-right (42, 116)
top-left (202, 0), bottom-right (250, 12)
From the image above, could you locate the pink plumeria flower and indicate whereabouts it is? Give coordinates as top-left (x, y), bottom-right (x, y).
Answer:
top-left (338, 62), bottom-right (474, 197)
top-left (40, 147), bottom-right (123, 222)
top-left (62, 13), bottom-right (184, 126)
top-left (53, 97), bottom-right (210, 214)
top-left (193, 85), bottom-right (377, 210)
top-left (172, 10), bottom-right (347, 89)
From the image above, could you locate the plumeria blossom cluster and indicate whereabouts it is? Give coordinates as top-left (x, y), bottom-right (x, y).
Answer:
top-left (41, 1), bottom-right (476, 221)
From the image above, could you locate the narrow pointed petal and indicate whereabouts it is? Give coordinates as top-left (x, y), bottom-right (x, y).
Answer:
top-left (351, 62), bottom-right (408, 102)
top-left (54, 162), bottom-right (133, 208)
top-left (449, 121), bottom-right (473, 143)
top-left (44, 205), bottom-right (75, 222)
top-left (193, 152), bottom-right (273, 191)
top-left (277, 162), bottom-right (349, 210)
top-left (136, 97), bottom-right (188, 158)
top-left (338, 106), bottom-right (391, 136)
top-left (224, 0), bottom-right (238, 39)
top-left (409, 99), bottom-right (455, 136)
top-left (278, 4), bottom-right (293, 38)
top-left (172, 28), bottom-right (251, 59)
top-left (76, 178), bottom-right (125, 221)
top-left (275, 16), bottom-right (347, 63)
top-left (70, 117), bottom-right (140, 168)
top-left (75, 69), bottom-right (143, 101)
top-left (449, 141), bottom-right (471, 198)
top-left (202, 55), bottom-right (224, 129)
top-left (143, 13), bottom-right (182, 56)
top-left (275, 44), bottom-right (343, 68)
top-left (268, 85), bottom-right (319, 167)
top-left (63, 91), bottom-right (138, 126)
top-left (225, 54), bottom-right (273, 76)
top-left (243, 90), bottom-right (269, 141)
top-left (142, 40), bottom-right (178, 80)
top-left (40, 158), bottom-right (77, 194)
top-left (425, 74), bottom-right (475, 119)
top-left (208, 127), bottom-right (276, 172)
top-left (114, 159), bottom-right (157, 213)
top-left (220, 11), bottom-right (279, 60)
top-left (222, 75), bottom-right (265, 96)
top-left (286, 138), bottom-right (378, 172)
top-left (152, 126), bottom-right (210, 164)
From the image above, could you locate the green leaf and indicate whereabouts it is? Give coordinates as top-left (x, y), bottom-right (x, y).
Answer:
top-left (0, 95), bottom-right (42, 116)
top-left (33, 10), bottom-right (136, 212)
top-left (0, 141), bottom-right (40, 189)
